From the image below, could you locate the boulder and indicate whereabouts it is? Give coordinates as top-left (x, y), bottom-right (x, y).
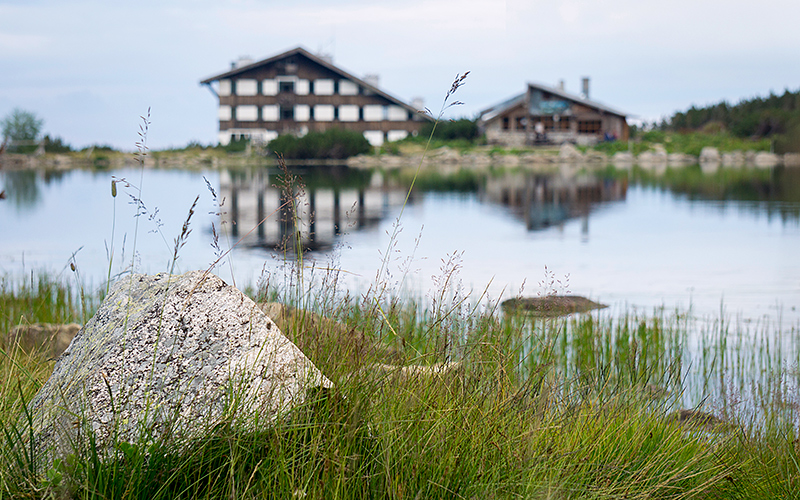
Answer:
top-left (721, 150), bottom-right (745, 167)
top-left (667, 153), bottom-right (697, 167)
top-left (699, 147), bottom-right (720, 163)
top-left (753, 151), bottom-right (780, 168)
top-left (784, 153), bottom-right (800, 167)
top-left (4, 322), bottom-right (81, 358)
top-left (558, 143), bottom-right (584, 162)
top-left (501, 295), bottom-right (608, 317)
top-left (24, 271), bottom-right (332, 463)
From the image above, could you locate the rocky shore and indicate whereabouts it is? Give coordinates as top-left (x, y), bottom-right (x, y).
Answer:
top-left (2, 144), bottom-right (799, 171)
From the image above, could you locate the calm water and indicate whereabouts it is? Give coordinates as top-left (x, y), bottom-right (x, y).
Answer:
top-left (2, 164), bottom-right (799, 327)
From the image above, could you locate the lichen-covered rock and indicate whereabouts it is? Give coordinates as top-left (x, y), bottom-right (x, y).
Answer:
top-left (24, 271), bottom-right (332, 463)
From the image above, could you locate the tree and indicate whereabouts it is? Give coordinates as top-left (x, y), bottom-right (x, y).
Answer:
top-left (1, 108), bottom-right (44, 144)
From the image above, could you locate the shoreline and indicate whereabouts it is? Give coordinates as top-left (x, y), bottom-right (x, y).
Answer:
top-left (2, 143), bottom-right (799, 172)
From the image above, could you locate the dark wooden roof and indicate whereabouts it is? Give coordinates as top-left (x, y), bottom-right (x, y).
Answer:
top-left (200, 46), bottom-right (432, 120)
top-left (479, 81), bottom-right (628, 123)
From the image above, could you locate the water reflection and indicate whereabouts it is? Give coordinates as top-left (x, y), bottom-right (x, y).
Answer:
top-left (481, 170), bottom-right (627, 235)
top-left (220, 166), bottom-right (417, 252)
top-left (1, 170), bottom-right (41, 211)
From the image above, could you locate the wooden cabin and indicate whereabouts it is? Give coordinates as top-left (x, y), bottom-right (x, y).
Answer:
top-left (200, 46), bottom-right (432, 147)
top-left (478, 79), bottom-right (629, 147)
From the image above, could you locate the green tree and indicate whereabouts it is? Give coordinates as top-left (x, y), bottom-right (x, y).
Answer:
top-left (2, 108), bottom-right (44, 144)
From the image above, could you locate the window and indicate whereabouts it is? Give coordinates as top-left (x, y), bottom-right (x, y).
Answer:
top-left (262, 79), bottom-right (278, 96)
top-left (262, 105), bottom-right (279, 121)
top-left (218, 105), bottom-right (232, 121)
top-left (235, 79), bottom-right (258, 96)
top-left (218, 79), bottom-right (231, 96)
top-left (387, 106), bottom-right (407, 121)
top-left (578, 120), bottom-right (602, 134)
top-left (314, 104), bottom-right (334, 121)
top-left (314, 79), bottom-right (334, 95)
top-left (339, 80), bottom-right (359, 95)
top-left (236, 105), bottom-right (258, 121)
top-left (363, 105), bottom-right (383, 121)
top-left (294, 105), bottom-right (310, 122)
top-left (338, 105), bottom-right (359, 122)
top-left (280, 106), bottom-right (294, 120)
top-left (279, 81), bottom-right (295, 93)
top-left (502, 117), bottom-right (510, 130)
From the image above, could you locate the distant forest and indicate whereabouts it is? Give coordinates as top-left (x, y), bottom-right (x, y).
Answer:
top-left (664, 88), bottom-right (800, 153)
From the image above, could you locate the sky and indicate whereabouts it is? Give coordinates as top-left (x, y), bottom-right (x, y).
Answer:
top-left (1, 0), bottom-right (799, 151)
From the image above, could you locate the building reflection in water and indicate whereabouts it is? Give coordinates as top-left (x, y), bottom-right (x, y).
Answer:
top-left (220, 165), bottom-right (629, 252)
top-left (481, 169), bottom-right (628, 239)
top-left (220, 167), bottom-right (413, 252)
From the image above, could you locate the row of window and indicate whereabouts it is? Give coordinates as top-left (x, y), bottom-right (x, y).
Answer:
top-left (501, 116), bottom-right (602, 134)
top-left (219, 128), bottom-right (408, 147)
top-left (218, 77), bottom-right (362, 97)
top-left (219, 104), bottom-right (410, 123)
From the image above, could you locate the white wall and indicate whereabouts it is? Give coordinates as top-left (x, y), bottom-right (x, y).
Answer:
top-left (262, 105), bottom-right (279, 121)
top-left (236, 105), bottom-right (258, 121)
top-left (363, 105), bottom-right (383, 121)
top-left (387, 130), bottom-right (408, 142)
top-left (314, 79), bottom-right (334, 95)
top-left (339, 80), bottom-right (359, 95)
top-left (236, 79), bottom-right (258, 96)
top-left (363, 131), bottom-right (384, 146)
top-left (218, 105), bottom-right (232, 121)
top-left (262, 79), bottom-right (278, 96)
top-left (314, 104), bottom-right (334, 121)
top-left (338, 105), bottom-right (359, 122)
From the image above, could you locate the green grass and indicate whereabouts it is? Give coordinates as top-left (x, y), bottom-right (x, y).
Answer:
top-left (2, 275), bottom-right (799, 498)
top-left (596, 130), bottom-right (775, 158)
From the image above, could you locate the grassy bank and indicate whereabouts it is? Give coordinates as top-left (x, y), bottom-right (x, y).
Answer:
top-left (1, 274), bottom-right (799, 499)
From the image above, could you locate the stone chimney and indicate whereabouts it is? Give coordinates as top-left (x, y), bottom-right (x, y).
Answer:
top-left (411, 97), bottom-right (425, 112)
top-left (363, 74), bottom-right (380, 89)
top-left (232, 56), bottom-right (254, 69)
top-left (581, 77), bottom-right (590, 99)
top-left (558, 79), bottom-right (565, 91)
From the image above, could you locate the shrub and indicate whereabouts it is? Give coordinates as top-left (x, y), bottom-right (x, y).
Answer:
top-left (268, 128), bottom-right (371, 160)
top-left (419, 118), bottom-right (479, 142)
top-left (43, 135), bottom-right (72, 153)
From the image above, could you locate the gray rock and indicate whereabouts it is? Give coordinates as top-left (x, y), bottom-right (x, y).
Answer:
top-left (3, 322), bottom-right (81, 359)
top-left (558, 143), bottom-right (584, 161)
top-left (721, 150), bottom-right (745, 167)
top-left (667, 153), bottom-right (696, 166)
top-left (699, 147), bottom-right (720, 163)
top-left (753, 151), bottom-right (780, 168)
top-left (24, 271), bottom-right (332, 463)
top-left (784, 153), bottom-right (800, 167)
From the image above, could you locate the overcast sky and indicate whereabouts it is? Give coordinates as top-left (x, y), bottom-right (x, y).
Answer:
top-left (2, 0), bottom-right (799, 150)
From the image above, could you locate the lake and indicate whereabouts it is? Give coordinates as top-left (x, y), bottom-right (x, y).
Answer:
top-left (2, 162), bottom-right (799, 328)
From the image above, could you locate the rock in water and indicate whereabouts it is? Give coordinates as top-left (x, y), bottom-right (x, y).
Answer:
top-left (24, 271), bottom-right (332, 463)
top-left (501, 295), bottom-right (607, 317)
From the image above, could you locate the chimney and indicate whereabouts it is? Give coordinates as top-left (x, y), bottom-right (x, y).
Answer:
top-left (232, 56), bottom-right (254, 69)
top-left (558, 79), bottom-right (565, 91)
top-left (581, 77), bottom-right (590, 99)
top-left (363, 74), bottom-right (380, 88)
